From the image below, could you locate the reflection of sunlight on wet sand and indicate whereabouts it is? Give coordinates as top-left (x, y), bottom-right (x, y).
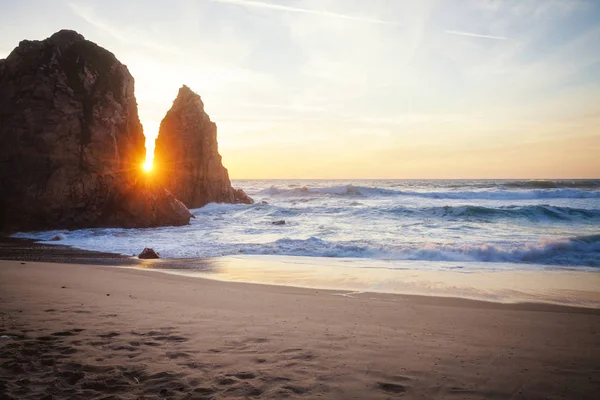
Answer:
top-left (129, 255), bottom-right (600, 308)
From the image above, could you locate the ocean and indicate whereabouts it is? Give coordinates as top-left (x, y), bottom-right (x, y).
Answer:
top-left (14, 179), bottom-right (600, 272)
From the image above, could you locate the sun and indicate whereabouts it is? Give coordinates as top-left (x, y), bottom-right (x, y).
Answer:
top-left (142, 160), bottom-right (153, 172)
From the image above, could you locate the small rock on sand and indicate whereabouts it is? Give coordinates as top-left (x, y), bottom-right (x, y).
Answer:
top-left (138, 248), bottom-right (160, 259)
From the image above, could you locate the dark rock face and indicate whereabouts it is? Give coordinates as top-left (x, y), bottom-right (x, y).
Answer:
top-left (153, 86), bottom-right (253, 209)
top-left (0, 30), bottom-right (191, 232)
top-left (103, 181), bottom-right (192, 228)
top-left (138, 247), bottom-right (160, 259)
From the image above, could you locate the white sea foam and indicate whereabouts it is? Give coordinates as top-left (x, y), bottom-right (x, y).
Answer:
top-left (13, 230), bottom-right (600, 268)
top-left (13, 179), bottom-right (600, 270)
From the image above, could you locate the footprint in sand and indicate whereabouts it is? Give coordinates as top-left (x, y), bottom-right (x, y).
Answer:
top-left (377, 381), bottom-right (407, 394)
top-left (232, 371), bottom-right (256, 380)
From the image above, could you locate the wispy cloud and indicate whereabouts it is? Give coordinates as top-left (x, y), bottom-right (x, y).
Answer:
top-left (213, 0), bottom-right (400, 25)
top-left (214, 0), bottom-right (507, 40)
top-left (445, 30), bottom-right (508, 40)
top-left (68, 2), bottom-right (181, 54)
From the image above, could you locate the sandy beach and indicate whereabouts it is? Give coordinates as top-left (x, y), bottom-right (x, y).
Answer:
top-left (1, 258), bottom-right (599, 399)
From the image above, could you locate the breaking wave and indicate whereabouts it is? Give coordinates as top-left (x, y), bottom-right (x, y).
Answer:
top-left (384, 205), bottom-right (600, 222)
top-left (15, 230), bottom-right (600, 267)
top-left (234, 234), bottom-right (600, 267)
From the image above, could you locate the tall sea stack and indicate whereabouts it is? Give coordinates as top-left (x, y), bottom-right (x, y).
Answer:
top-left (0, 30), bottom-right (191, 231)
top-left (153, 85), bottom-right (253, 208)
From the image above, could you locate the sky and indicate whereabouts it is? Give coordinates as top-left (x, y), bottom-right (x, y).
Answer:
top-left (1, 0), bottom-right (599, 179)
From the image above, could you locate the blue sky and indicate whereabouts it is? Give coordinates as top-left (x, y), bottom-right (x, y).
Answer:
top-left (1, 0), bottom-right (599, 178)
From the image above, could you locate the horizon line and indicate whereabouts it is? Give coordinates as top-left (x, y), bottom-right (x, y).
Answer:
top-left (229, 177), bottom-right (600, 181)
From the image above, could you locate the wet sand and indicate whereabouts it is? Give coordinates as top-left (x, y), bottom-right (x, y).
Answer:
top-left (1, 258), bottom-right (599, 399)
top-left (0, 236), bottom-right (139, 266)
top-left (171, 254), bottom-right (600, 308)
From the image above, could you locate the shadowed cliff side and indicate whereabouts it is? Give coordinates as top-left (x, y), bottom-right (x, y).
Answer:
top-left (153, 85), bottom-right (253, 208)
top-left (0, 30), bottom-right (191, 232)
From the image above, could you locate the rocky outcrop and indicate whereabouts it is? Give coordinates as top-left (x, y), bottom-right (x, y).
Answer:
top-left (0, 30), bottom-right (191, 232)
top-left (103, 181), bottom-right (192, 228)
top-left (153, 86), bottom-right (253, 209)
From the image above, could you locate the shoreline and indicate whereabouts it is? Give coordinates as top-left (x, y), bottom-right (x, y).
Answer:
top-left (131, 257), bottom-right (600, 309)
top-left (2, 236), bottom-right (600, 309)
top-left (1, 259), bottom-right (599, 399)
top-left (6, 259), bottom-right (600, 315)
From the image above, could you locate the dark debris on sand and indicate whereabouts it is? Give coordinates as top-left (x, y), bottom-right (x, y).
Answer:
top-left (0, 237), bottom-right (139, 266)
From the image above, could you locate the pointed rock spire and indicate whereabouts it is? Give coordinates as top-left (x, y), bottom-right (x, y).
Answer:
top-left (153, 85), bottom-right (253, 208)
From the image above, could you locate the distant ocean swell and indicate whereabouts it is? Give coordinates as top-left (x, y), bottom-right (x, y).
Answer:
top-left (195, 203), bottom-right (600, 223)
top-left (444, 180), bottom-right (600, 189)
top-left (257, 185), bottom-right (600, 199)
top-left (501, 180), bottom-right (600, 189)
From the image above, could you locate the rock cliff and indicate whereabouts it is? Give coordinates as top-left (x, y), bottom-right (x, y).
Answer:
top-left (0, 30), bottom-right (191, 232)
top-left (153, 86), bottom-right (253, 208)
